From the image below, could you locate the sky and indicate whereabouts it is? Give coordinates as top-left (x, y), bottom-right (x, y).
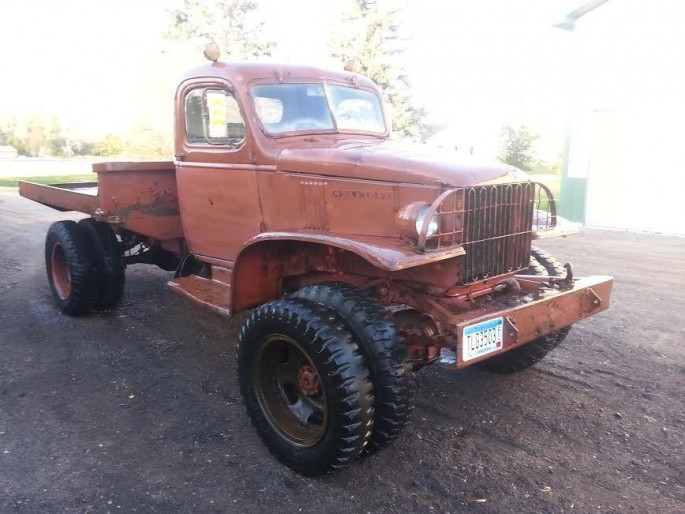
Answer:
top-left (0, 0), bottom-right (577, 158)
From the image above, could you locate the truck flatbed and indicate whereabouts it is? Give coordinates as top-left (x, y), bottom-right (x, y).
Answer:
top-left (19, 161), bottom-right (182, 241)
top-left (19, 181), bottom-right (99, 213)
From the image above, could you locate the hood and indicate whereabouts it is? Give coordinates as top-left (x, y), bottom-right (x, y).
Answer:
top-left (276, 139), bottom-right (517, 187)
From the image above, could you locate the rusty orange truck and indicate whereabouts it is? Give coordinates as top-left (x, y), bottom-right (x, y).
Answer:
top-left (20, 48), bottom-right (613, 476)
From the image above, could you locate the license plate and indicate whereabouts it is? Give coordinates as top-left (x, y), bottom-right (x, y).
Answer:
top-left (462, 317), bottom-right (504, 362)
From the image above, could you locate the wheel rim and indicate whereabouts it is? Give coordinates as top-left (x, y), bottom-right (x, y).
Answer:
top-left (50, 242), bottom-right (71, 300)
top-left (255, 334), bottom-right (328, 447)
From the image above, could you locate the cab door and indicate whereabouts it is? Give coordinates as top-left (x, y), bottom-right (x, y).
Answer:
top-left (175, 80), bottom-right (262, 263)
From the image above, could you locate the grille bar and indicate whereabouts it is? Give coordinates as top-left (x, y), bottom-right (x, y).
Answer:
top-left (417, 182), bottom-right (555, 285)
top-left (461, 183), bottom-right (534, 284)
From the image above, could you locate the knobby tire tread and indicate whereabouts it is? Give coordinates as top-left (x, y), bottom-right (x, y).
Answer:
top-left (238, 297), bottom-right (374, 476)
top-left (293, 283), bottom-right (413, 456)
top-left (531, 246), bottom-right (566, 277)
top-left (45, 220), bottom-right (97, 316)
top-left (78, 218), bottom-right (125, 310)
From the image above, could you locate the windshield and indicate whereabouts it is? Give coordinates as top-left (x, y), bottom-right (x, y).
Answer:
top-left (252, 83), bottom-right (386, 135)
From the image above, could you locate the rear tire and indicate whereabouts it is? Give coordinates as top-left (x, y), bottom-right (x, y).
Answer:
top-left (45, 221), bottom-right (97, 316)
top-left (478, 247), bottom-right (571, 374)
top-left (238, 298), bottom-right (374, 476)
top-left (293, 282), bottom-right (413, 456)
top-left (78, 218), bottom-right (125, 310)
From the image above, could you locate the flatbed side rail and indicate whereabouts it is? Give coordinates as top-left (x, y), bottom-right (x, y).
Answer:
top-left (18, 181), bottom-right (99, 214)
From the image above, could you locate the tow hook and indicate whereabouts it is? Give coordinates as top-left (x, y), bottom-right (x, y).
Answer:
top-left (513, 262), bottom-right (576, 290)
top-left (497, 277), bottom-right (521, 294)
top-left (549, 263), bottom-right (574, 288)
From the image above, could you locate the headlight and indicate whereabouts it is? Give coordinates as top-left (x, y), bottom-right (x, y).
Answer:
top-left (396, 201), bottom-right (439, 240)
top-left (415, 205), bottom-right (439, 238)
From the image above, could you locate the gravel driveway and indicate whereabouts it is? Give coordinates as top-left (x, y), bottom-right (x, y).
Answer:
top-left (1, 191), bottom-right (683, 513)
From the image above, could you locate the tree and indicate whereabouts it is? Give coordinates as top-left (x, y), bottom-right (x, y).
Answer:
top-left (329, 0), bottom-right (425, 139)
top-left (0, 120), bottom-right (27, 155)
top-left (71, 140), bottom-right (96, 156)
top-left (498, 124), bottom-right (539, 171)
top-left (0, 121), bottom-right (16, 147)
top-left (167, 0), bottom-right (274, 59)
top-left (25, 117), bottom-right (47, 157)
top-left (46, 118), bottom-right (70, 157)
top-left (125, 126), bottom-right (173, 159)
top-left (47, 137), bottom-right (69, 157)
top-left (92, 135), bottom-right (124, 157)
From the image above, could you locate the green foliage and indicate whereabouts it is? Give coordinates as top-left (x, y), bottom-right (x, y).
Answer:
top-left (0, 123), bottom-right (167, 159)
top-left (24, 117), bottom-right (47, 156)
top-left (125, 126), bottom-right (173, 159)
top-left (0, 120), bottom-right (30, 156)
top-left (0, 174), bottom-right (96, 188)
top-left (329, 0), bottom-right (425, 139)
top-left (0, 122), bottom-right (20, 151)
top-left (527, 153), bottom-right (563, 175)
top-left (167, 0), bottom-right (274, 59)
top-left (71, 140), bottom-right (96, 156)
top-left (47, 137), bottom-right (69, 157)
top-left (527, 173), bottom-right (561, 203)
top-left (92, 135), bottom-right (124, 157)
top-left (1, 117), bottom-right (70, 157)
top-left (498, 124), bottom-right (539, 171)
top-left (46, 118), bottom-right (66, 156)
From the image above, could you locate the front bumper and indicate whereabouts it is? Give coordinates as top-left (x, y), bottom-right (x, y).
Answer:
top-left (449, 275), bottom-right (614, 369)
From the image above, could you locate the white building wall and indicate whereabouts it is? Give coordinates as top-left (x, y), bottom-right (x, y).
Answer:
top-left (573, 0), bottom-right (685, 234)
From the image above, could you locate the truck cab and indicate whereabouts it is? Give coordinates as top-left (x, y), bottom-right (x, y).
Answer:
top-left (172, 60), bottom-right (548, 311)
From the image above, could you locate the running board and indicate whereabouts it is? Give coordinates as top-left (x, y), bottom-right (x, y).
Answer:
top-left (167, 274), bottom-right (232, 317)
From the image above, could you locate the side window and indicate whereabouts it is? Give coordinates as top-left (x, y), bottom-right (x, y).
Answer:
top-left (184, 88), bottom-right (245, 147)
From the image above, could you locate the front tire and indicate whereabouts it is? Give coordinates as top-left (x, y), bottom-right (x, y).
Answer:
top-left (531, 246), bottom-right (566, 276)
top-left (478, 247), bottom-right (572, 374)
top-left (292, 283), bottom-right (413, 456)
top-left (238, 298), bottom-right (374, 476)
top-left (45, 221), bottom-right (97, 316)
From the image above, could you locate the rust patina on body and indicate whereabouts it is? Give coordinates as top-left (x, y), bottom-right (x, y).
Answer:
top-left (20, 53), bottom-right (613, 475)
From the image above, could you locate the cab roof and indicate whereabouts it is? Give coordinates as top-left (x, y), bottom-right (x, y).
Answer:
top-left (180, 61), bottom-right (378, 90)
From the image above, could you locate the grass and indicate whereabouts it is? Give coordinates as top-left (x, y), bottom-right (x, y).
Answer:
top-left (528, 173), bottom-right (561, 213)
top-left (529, 173), bottom-right (561, 199)
top-left (0, 174), bottom-right (97, 188)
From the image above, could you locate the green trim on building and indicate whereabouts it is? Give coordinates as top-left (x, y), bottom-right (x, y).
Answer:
top-left (559, 176), bottom-right (587, 224)
top-left (558, 121), bottom-right (588, 224)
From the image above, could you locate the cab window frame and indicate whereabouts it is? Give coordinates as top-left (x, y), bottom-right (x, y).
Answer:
top-left (184, 86), bottom-right (246, 148)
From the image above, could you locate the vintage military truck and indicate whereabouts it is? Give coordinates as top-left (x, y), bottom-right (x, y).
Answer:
top-left (20, 47), bottom-right (613, 476)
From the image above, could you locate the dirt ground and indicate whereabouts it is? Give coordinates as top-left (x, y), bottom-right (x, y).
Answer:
top-left (1, 190), bottom-right (683, 513)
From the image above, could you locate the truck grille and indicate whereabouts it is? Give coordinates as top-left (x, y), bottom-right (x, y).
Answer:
top-left (416, 182), bottom-right (554, 284)
top-left (461, 183), bottom-right (535, 284)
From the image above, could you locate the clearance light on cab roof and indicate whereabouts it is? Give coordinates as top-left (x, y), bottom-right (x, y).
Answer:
top-left (203, 39), bottom-right (221, 62)
top-left (344, 60), bottom-right (361, 73)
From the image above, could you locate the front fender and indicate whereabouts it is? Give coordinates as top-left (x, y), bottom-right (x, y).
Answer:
top-left (243, 231), bottom-right (465, 272)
